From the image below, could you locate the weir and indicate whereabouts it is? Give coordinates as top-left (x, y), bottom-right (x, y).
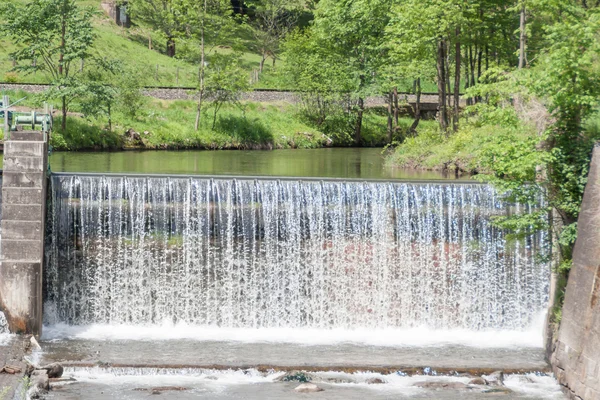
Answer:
top-left (44, 173), bottom-right (550, 334)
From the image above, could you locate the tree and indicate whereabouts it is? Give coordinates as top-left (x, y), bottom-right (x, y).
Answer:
top-left (250, 0), bottom-right (303, 73)
top-left (0, 0), bottom-right (95, 131)
top-left (311, 0), bottom-right (391, 145)
top-left (79, 58), bottom-right (122, 133)
top-left (205, 54), bottom-right (250, 129)
top-left (128, 0), bottom-right (186, 57)
top-left (387, 0), bottom-right (465, 133)
top-left (182, 0), bottom-right (240, 131)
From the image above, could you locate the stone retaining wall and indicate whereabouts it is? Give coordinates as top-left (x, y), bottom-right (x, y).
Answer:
top-left (551, 143), bottom-right (600, 400)
top-left (0, 83), bottom-right (443, 107)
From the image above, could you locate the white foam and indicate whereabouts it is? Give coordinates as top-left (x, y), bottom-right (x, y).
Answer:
top-left (505, 374), bottom-right (565, 399)
top-left (43, 322), bottom-right (544, 348)
top-left (61, 368), bottom-right (565, 399)
top-left (0, 333), bottom-right (11, 346)
top-left (65, 367), bottom-right (281, 386)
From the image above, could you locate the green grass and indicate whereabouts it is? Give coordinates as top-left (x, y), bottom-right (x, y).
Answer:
top-left (0, 0), bottom-right (284, 88)
top-left (49, 98), bottom-right (343, 151)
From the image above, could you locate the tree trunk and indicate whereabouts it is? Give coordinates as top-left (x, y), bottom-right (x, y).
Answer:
top-left (354, 97), bottom-right (364, 145)
top-left (259, 53), bottom-right (266, 73)
top-left (393, 86), bottom-right (399, 128)
top-left (108, 102), bottom-right (112, 132)
top-left (61, 96), bottom-right (67, 131)
top-left (519, 2), bottom-right (527, 69)
top-left (195, 0), bottom-right (207, 131)
top-left (148, 34), bottom-right (153, 50)
top-left (410, 77), bottom-right (422, 134)
top-left (453, 27), bottom-right (461, 132)
top-left (437, 39), bottom-right (448, 133)
top-left (387, 91), bottom-right (393, 143)
top-left (166, 37), bottom-right (176, 57)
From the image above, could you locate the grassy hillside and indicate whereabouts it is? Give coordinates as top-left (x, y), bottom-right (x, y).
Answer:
top-left (0, 0), bottom-right (285, 88)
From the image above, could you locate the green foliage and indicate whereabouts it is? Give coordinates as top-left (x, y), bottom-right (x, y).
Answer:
top-left (116, 68), bottom-right (148, 119)
top-left (282, 372), bottom-right (312, 382)
top-left (0, 0), bottom-right (96, 80)
top-left (205, 53), bottom-right (251, 128)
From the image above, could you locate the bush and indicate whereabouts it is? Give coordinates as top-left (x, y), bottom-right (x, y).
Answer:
top-left (3, 72), bottom-right (19, 83)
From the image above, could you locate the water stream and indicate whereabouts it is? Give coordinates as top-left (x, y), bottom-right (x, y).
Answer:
top-left (44, 174), bottom-right (550, 344)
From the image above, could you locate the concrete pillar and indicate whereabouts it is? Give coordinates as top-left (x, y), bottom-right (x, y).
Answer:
top-left (0, 131), bottom-right (48, 336)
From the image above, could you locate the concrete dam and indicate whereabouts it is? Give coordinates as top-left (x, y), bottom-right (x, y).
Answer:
top-left (0, 132), bottom-right (599, 399)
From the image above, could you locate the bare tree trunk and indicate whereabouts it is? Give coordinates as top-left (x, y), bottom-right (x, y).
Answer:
top-left (410, 77), bottom-right (422, 134)
top-left (393, 86), bottom-right (399, 128)
top-left (519, 2), bottom-right (527, 69)
top-left (387, 91), bottom-right (393, 143)
top-left (259, 53), bottom-right (266, 73)
top-left (148, 34), bottom-right (153, 50)
top-left (437, 39), bottom-right (448, 133)
top-left (61, 97), bottom-right (67, 131)
top-left (194, 0), bottom-right (207, 131)
top-left (453, 27), bottom-right (461, 132)
top-left (59, 0), bottom-right (67, 131)
top-left (355, 97), bottom-right (364, 145)
top-left (167, 37), bottom-right (176, 57)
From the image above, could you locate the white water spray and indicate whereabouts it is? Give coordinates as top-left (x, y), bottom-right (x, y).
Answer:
top-left (45, 176), bottom-right (550, 335)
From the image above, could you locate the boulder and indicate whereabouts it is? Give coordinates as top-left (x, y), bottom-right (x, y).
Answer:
top-left (468, 377), bottom-right (488, 385)
top-left (485, 371), bottom-right (505, 386)
top-left (28, 370), bottom-right (49, 399)
top-left (366, 377), bottom-right (386, 384)
top-left (39, 362), bottom-right (63, 378)
top-left (294, 383), bottom-right (324, 393)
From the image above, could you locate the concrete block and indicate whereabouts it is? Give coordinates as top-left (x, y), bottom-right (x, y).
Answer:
top-left (1, 220), bottom-right (42, 240)
top-left (10, 131), bottom-right (45, 141)
top-left (1, 188), bottom-right (44, 204)
top-left (4, 141), bottom-right (45, 157)
top-left (0, 239), bottom-right (43, 262)
top-left (2, 204), bottom-right (43, 221)
top-left (3, 156), bottom-right (45, 172)
top-left (0, 261), bottom-right (42, 334)
top-left (2, 171), bottom-right (45, 188)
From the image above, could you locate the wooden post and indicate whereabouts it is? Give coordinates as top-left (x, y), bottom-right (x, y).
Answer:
top-left (3, 95), bottom-right (9, 138)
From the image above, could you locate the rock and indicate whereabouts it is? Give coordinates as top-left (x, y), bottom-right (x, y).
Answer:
top-left (485, 371), bottom-right (505, 386)
top-left (324, 377), bottom-right (353, 384)
top-left (30, 336), bottom-right (42, 350)
top-left (28, 370), bottom-right (50, 399)
top-left (204, 375), bottom-right (219, 380)
top-left (468, 377), bottom-right (489, 385)
top-left (294, 383), bottom-right (324, 393)
top-left (39, 362), bottom-right (64, 378)
top-left (366, 378), bottom-right (386, 384)
top-left (1, 365), bottom-right (22, 374)
top-left (483, 387), bottom-right (513, 394)
top-left (152, 387), bottom-right (188, 392)
top-left (414, 381), bottom-right (468, 390)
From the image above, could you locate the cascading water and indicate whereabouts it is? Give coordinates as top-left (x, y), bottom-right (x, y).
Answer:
top-left (44, 175), bottom-right (550, 336)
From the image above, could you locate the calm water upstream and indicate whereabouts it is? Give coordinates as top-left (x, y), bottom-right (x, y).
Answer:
top-left (32, 148), bottom-right (459, 180)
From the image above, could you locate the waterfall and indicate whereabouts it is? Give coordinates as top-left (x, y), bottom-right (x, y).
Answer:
top-left (45, 175), bottom-right (550, 333)
top-left (0, 312), bottom-right (8, 334)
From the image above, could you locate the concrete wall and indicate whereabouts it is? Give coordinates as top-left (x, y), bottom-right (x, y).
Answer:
top-left (0, 131), bottom-right (47, 336)
top-left (551, 144), bottom-right (600, 400)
